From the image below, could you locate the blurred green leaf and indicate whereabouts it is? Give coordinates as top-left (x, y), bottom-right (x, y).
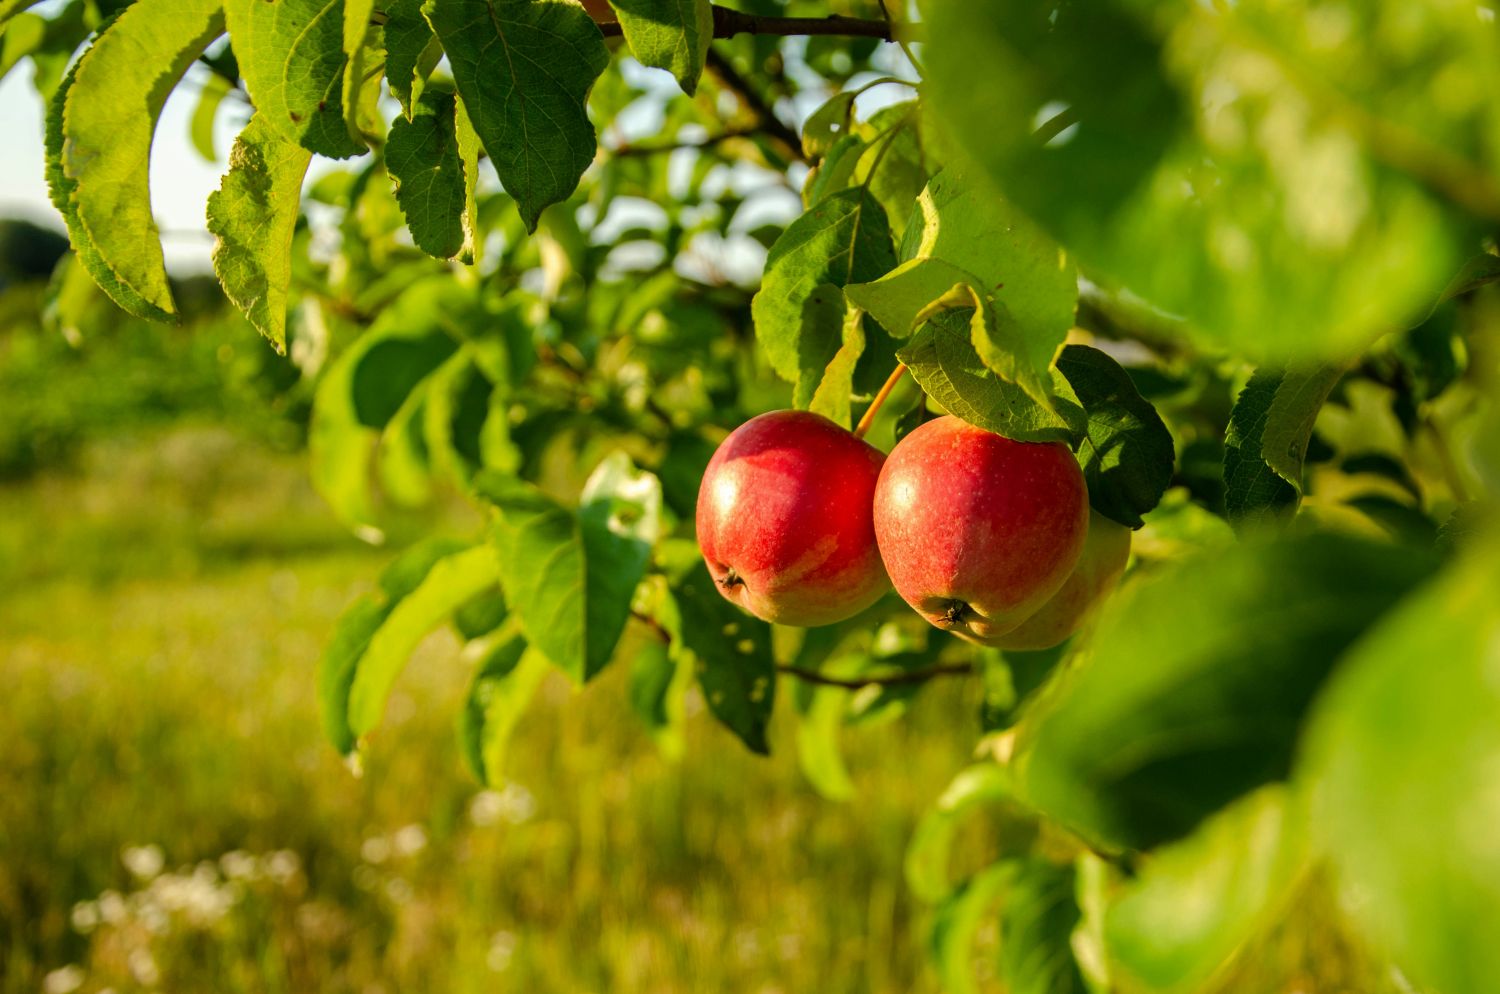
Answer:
top-left (1013, 533), bottom-right (1439, 851)
top-left (424, 0), bottom-right (608, 231)
top-left (340, 0), bottom-right (376, 145)
top-left (998, 859), bottom-right (1087, 994)
top-left (208, 114), bottom-right (314, 352)
top-left (929, 861), bottom-right (1016, 994)
top-left (1055, 344), bottom-right (1175, 528)
top-left (906, 763), bottom-right (1014, 903)
top-left (752, 187), bottom-right (896, 406)
top-left (1300, 539), bottom-right (1500, 994)
top-left (188, 71), bottom-right (233, 162)
top-left (925, 0), bottom-right (1480, 361)
top-left (802, 88), bottom-right (860, 160)
top-left (1106, 786), bottom-right (1305, 994)
top-left (0, 11), bottom-right (44, 81)
top-left (53, 0), bottom-right (225, 321)
top-left (458, 631), bottom-right (552, 785)
top-left (223, 0), bottom-right (364, 158)
top-left (348, 544), bottom-right (502, 738)
top-left (387, 86), bottom-right (469, 260)
top-left (319, 537), bottom-right (477, 754)
top-left (625, 627), bottom-right (694, 760)
top-left (609, 0), bottom-right (712, 95)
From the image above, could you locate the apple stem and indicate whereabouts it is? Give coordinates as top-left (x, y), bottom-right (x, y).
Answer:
top-left (854, 363), bottom-right (908, 439)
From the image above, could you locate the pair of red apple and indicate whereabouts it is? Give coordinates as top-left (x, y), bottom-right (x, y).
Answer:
top-left (695, 410), bottom-right (1130, 649)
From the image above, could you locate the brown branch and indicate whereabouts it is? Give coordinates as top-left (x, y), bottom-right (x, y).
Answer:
top-left (608, 126), bottom-right (763, 158)
top-left (704, 48), bottom-right (805, 163)
top-left (596, 5), bottom-right (892, 41)
top-left (776, 662), bottom-right (975, 688)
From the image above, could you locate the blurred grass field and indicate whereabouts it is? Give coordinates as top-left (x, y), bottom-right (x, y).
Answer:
top-left (0, 426), bottom-right (991, 994)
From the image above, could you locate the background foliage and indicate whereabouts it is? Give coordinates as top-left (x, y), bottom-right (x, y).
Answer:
top-left (2, 0), bottom-right (1499, 991)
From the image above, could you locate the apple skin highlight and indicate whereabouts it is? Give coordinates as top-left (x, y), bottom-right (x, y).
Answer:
top-left (874, 415), bottom-right (1089, 645)
top-left (696, 410), bottom-right (891, 627)
top-left (993, 511), bottom-right (1131, 651)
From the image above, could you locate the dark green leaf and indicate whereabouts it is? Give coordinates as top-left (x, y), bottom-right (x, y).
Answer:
top-left (387, 86), bottom-right (469, 260)
top-left (656, 553), bottom-right (775, 755)
top-left (480, 453), bottom-right (660, 682)
top-left (1222, 371), bottom-right (1298, 528)
top-left (608, 0), bottom-right (712, 95)
top-left (384, 0), bottom-right (439, 117)
top-left (1055, 344), bottom-right (1175, 528)
top-left (207, 114), bottom-right (315, 352)
top-left (223, 0), bottom-right (366, 158)
top-left (906, 763), bottom-right (1015, 903)
top-left (1013, 533), bottom-right (1439, 851)
top-left (929, 862), bottom-right (1015, 994)
top-left (424, 0), bottom-right (608, 231)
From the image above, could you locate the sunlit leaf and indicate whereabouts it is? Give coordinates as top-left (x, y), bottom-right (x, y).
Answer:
top-left (458, 631), bottom-right (552, 785)
top-left (207, 114), bottom-right (314, 352)
top-left (387, 86), bottom-right (469, 260)
top-left (608, 0), bottom-right (712, 95)
top-left (224, 0), bottom-right (365, 158)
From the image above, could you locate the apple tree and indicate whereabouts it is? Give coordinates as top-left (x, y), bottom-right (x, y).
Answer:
top-left (8, 0), bottom-right (1500, 989)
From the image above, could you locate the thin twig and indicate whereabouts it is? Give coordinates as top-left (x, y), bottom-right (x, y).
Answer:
top-left (776, 662), bottom-right (974, 688)
top-left (854, 363), bottom-right (908, 438)
top-left (609, 126), bottom-right (763, 157)
top-left (597, 4), bottom-right (892, 41)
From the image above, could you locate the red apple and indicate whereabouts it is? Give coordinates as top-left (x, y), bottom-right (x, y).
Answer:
top-left (873, 415), bottom-right (1089, 645)
top-left (696, 410), bottom-right (890, 626)
top-left (992, 512), bottom-right (1131, 651)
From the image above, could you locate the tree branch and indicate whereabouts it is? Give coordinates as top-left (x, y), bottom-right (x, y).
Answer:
top-left (608, 126), bottom-right (763, 158)
top-left (596, 4), bottom-right (892, 40)
top-left (703, 48), bottom-right (805, 163)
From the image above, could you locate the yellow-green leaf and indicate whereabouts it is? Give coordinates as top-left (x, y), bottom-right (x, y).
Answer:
top-left (607, 0), bottom-right (712, 95)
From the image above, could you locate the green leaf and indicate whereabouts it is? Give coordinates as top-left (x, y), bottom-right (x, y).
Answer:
top-left (626, 628), bottom-right (694, 760)
top-left (424, 0), bottom-right (609, 232)
top-left (806, 305), bottom-right (866, 429)
top-left (318, 537), bottom-right (474, 754)
top-left (387, 86), bottom-right (469, 260)
top-left (1106, 786), bottom-right (1305, 994)
top-left (0, 0), bottom-right (44, 37)
top-left (55, 0), bottom-right (225, 321)
top-left (1054, 344), bottom-right (1175, 528)
top-left (384, 0), bottom-right (440, 117)
top-left (0, 12), bottom-right (44, 82)
top-left (655, 551), bottom-right (776, 755)
top-left (791, 641), bottom-right (863, 801)
top-left (189, 72), bottom-right (234, 162)
top-left (853, 103), bottom-right (929, 241)
top-left (1222, 371), bottom-right (1296, 527)
top-left (1222, 367), bottom-right (1341, 529)
top-left (751, 187), bottom-right (896, 404)
top-left (929, 861), bottom-right (1016, 994)
top-left (223, 0), bottom-right (366, 158)
top-left (1012, 533), bottom-right (1439, 851)
top-left (1300, 540), bottom-right (1500, 994)
top-left (207, 114), bottom-right (314, 352)
top-left (896, 309), bottom-right (1078, 443)
top-left (458, 632), bottom-right (552, 785)
top-left (846, 257), bottom-right (980, 339)
top-left (924, 0), bottom-right (1477, 361)
top-left (1434, 251), bottom-right (1500, 309)
top-left (341, 0), bottom-right (377, 145)
top-left (802, 132), bottom-right (866, 208)
top-left (480, 454), bottom-right (660, 683)
top-left (906, 763), bottom-right (1015, 903)
top-left (997, 860), bottom-right (1087, 994)
top-left (802, 88), bottom-right (859, 159)
top-left (348, 544), bottom-right (503, 737)
top-left (900, 169), bottom-right (1076, 386)
top-left (608, 0), bottom-right (712, 95)
top-left (455, 97), bottom-right (482, 265)
top-left (1259, 365), bottom-right (1344, 492)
